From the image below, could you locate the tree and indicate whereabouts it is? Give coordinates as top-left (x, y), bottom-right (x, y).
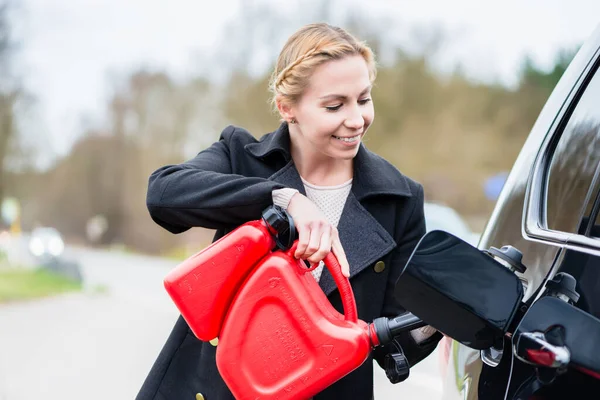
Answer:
top-left (519, 47), bottom-right (579, 95)
top-left (0, 1), bottom-right (20, 205)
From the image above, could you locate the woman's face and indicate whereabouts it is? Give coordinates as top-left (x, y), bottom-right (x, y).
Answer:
top-left (288, 55), bottom-right (374, 160)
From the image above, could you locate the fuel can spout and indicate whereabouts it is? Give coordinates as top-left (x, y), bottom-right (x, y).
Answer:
top-left (370, 312), bottom-right (425, 347)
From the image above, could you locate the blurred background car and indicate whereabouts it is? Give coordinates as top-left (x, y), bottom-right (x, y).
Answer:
top-left (423, 202), bottom-right (480, 247)
top-left (28, 226), bottom-right (65, 262)
top-left (27, 226), bottom-right (82, 283)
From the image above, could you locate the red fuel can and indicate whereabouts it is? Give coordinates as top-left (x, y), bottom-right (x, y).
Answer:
top-left (163, 220), bottom-right (276, 341)
top-left (216, 243), bottom-right (372, 400)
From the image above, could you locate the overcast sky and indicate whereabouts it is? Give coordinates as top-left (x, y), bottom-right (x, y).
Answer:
top-left (13, 0), bottom-right (600, 165)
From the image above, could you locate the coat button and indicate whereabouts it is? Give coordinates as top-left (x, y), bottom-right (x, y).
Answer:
top-left (196, 394), bottom-right (205, 400)
top-left (374, 261), bottom-right (385, 273)
top-left (209, 338), bottom-right (219, 346)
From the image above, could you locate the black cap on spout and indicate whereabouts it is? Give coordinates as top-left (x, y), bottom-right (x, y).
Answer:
top-left (262, 205), bottom-right (288, 235)
top-left (261, 205), bottom-right (296, 250)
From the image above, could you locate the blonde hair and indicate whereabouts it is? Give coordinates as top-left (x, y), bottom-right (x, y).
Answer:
top-left (269, 23), bottom-right (377, 113)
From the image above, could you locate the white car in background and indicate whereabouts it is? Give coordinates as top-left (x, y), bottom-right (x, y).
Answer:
top-left (27, 226), bottom-right (82, 283)
top-left (28, 226), bottom-right (65, 260)
top-left (423, 202), bottom-right (480, 247)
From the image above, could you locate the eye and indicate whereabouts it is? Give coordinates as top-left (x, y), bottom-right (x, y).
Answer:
top-left (359, 98), bottom-right (372, 105)
top-left (325, 104), bottom-right (342, 112)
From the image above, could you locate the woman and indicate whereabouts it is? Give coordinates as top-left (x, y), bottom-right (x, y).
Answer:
top-left (138, 22), bottom-right (441, 400)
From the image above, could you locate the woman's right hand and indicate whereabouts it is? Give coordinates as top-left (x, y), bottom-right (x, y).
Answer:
top-left (286, 193), bottom-right (350, 277)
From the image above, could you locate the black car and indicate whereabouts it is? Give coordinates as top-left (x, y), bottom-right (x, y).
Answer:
top-left (396, 22), bottom-right (600, 400)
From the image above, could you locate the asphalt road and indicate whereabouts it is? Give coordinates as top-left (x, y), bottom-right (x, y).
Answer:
top-left (0, 245), bottom-right (443, 400)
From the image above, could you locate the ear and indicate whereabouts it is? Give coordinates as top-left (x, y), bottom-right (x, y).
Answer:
top-left (275, 96), bottom-right (295, 123)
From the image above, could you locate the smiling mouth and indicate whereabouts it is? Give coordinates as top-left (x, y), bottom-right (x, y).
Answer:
top-left (332, 134), bottom-right (361, 143)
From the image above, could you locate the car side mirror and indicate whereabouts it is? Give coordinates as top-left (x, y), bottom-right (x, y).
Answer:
top-left (394, 230), bottom-right (524, 349)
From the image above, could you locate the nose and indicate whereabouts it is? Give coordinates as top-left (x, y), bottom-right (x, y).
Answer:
top-left (344, 105), bottom-right (364, 130)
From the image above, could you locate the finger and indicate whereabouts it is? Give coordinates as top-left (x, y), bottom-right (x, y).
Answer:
top-left (307, 225), bottom-right (333, 264)
top-left (331, 229), bottom-right (348, 263)
top-left (331, 244), bottom-right (349, 278)
top-left (303, 222), bottom-right (323, 260)
top-left (294, 222), bottom-right (310, 258)
top-left (332, 238), bottom-right (350, 278)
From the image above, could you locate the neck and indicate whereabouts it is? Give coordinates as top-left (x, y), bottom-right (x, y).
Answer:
top-left (289, 131), bottom-right (354, 186)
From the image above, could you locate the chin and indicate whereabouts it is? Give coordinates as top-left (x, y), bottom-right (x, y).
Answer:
top-left (333, 148), bottom-right (360, 160)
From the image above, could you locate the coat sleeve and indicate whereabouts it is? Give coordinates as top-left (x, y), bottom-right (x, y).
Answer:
top-left (372, 184), bottom-right (443, 371)
top-left (146, 126), bottom-right (286, 233)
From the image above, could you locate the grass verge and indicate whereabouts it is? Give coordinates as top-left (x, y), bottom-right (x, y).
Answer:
top-left (0, 267), bottom-right (82, 303)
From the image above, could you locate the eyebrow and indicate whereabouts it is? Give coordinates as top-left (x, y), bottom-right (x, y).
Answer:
top-left (319, 85), bottom-right (372, 101)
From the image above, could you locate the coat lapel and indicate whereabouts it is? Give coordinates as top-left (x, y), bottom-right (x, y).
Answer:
top-left (317, 191), bottom-right (396, 296)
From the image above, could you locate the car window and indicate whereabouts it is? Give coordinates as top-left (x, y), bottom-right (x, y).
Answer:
top-left (590, 194), bottom-right (600, 238)
top-left (545, 68), bottom-right (600, 235)
top-left (524, 61), bottom-right (600, 312)
top-left (580, 166), bottom-right (600, 237)
top-left (554, 187), bottom-right (600, 318)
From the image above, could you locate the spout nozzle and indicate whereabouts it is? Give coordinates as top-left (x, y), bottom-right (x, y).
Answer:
top-left (371, 313), bottom-right (426, 346)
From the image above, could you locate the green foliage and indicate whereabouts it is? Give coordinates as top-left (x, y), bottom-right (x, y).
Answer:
top-left (520, 47), bottom-right (579, 93)
top-left (0, 267), bottom-right (82, 303)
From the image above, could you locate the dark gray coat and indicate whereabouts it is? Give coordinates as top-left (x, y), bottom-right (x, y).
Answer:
top-left (137, 123), bottom-right (441, 400)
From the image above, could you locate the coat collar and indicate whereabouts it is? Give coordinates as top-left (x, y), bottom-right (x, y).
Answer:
top-left (245, 122), bottom-right (414, 201)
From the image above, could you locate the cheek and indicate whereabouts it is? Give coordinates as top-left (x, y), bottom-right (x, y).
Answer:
top-left (313, 113), bottom-right (342, 134)
top-left (298, 106), bottom-right (337, 132)
top-left (363, 105), bottom-right (375, 127)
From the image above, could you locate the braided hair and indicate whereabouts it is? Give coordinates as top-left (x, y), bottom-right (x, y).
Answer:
top-left (268, 23), bottom-right (376, 115)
